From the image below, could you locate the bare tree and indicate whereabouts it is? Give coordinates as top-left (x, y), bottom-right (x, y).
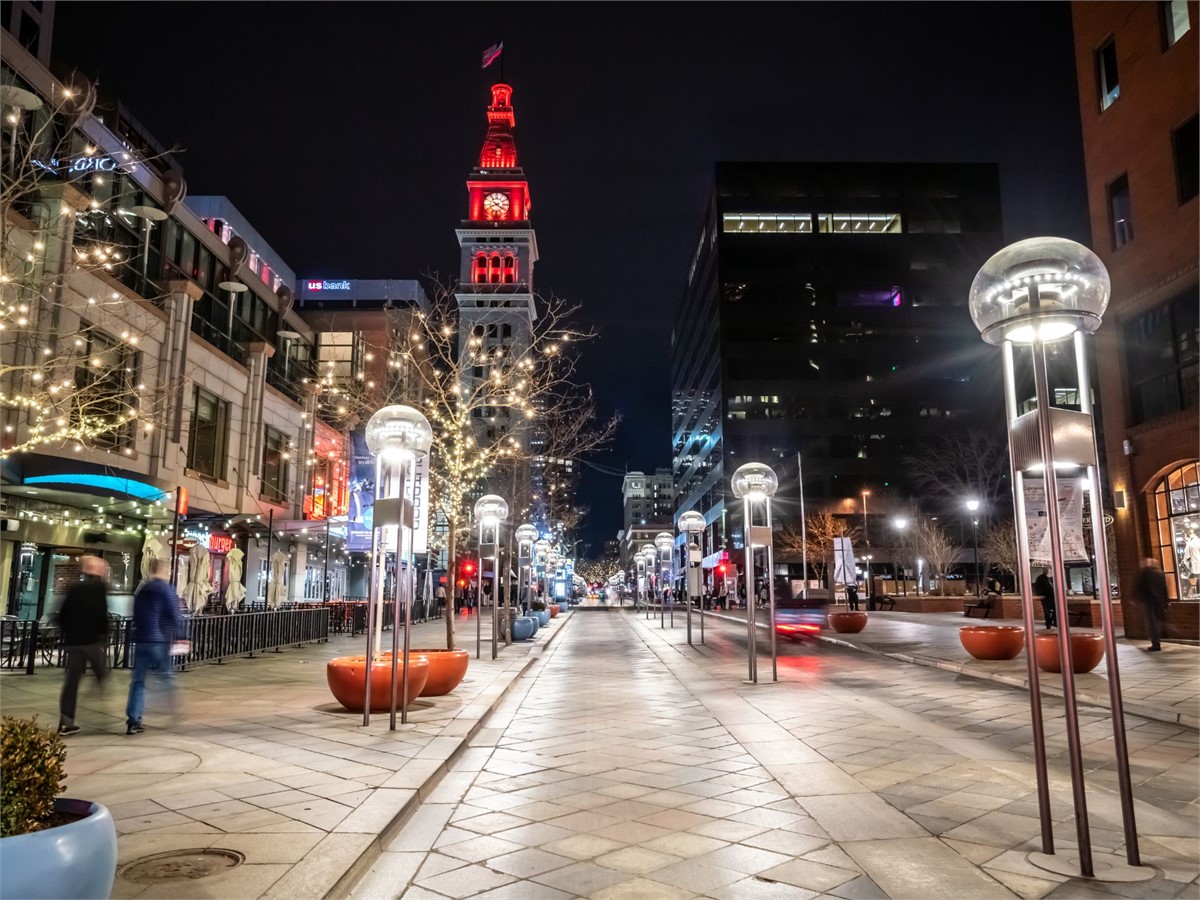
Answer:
top-left (982, 519), bottom-right (1019, 590)
top-left (904, 430), bottom-right (1011, 527)
top-left (777, 511), bottom-right (860, 587)
top-left (2, 77), bottom-right (172, 458)
top-left (915, 519), bottom-right (957, 594)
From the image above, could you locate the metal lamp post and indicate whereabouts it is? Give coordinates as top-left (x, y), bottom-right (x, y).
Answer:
top-left (731, 462), bottom-right (779, 684)
top-left (969, 236), bottom-right (1144, 880)
top-left (515, 524), bottom-right (538, 614)
top-left (362, 404), bottom-right (432, 729)
top-left (655, 532), bottom-right (674, 628)
top-left (966, 498), bottom-right (981, 595)
top-left (678, 510), bottom-right (706, 646)
top-left (639, 544), bottom-right (657, 618)
top-left (473, 494), bottom-right (508, 660)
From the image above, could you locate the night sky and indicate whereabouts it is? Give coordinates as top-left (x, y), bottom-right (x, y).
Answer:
top-left (52, 3), bottom-right (1090, 553)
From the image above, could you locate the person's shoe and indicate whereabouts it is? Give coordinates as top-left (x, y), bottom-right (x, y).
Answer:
top-left (126, 721), bottom-right (145, 735)
top-left (1147, 645), bottom-right (1162, 652)
top-left (58, 724), bottom-right (81, 736)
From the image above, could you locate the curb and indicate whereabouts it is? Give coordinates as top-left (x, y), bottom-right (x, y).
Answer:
top-left (326, 611), bottom-right (576, 899)
top-left (688, 609), bottom-right (1197, 732)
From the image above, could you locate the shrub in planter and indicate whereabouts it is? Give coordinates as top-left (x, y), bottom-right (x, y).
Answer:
top-left (0, 716), bottom-right (117, 899)
top-left (530, 598), bottom-right (548, 612)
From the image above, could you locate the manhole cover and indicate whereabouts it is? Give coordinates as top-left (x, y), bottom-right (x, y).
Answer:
top-left (120, 849), bottom-right (245, 883)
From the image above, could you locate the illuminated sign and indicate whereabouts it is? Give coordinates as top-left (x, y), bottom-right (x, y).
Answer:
top-left (32, 155), bottom-right (130, 177)
top-left (305, 280), bottom-right (352, 292)
top-left (209, 534), bottom-right (235, 554)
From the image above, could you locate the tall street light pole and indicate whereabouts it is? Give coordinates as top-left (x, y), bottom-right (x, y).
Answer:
top-left (966, 498), bottom-right (981, 595)
top-left (893, 518), bottom-right (908, 596)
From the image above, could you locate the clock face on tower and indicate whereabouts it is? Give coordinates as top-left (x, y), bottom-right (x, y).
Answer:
top-left (482, 191), bottom-right (511, 219)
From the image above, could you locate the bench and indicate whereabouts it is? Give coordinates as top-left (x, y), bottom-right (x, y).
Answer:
top-left (872, 595), bottom-right (896, 611)
top-left (964, 593), bottom-right (998, 619)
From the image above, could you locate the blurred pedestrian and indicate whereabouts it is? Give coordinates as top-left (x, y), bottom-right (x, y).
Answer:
top-left (1033, 569), bottom-right (1056, 629)
top-left (1133, 557), bottom-right (1168, 651)
top-left (846, 582), bottom-right (860, 611)
top-left (435, 583), bottom-right (446, 618)
top-left (125, 558), bottom-right (186, 735)
top-left (56, 556), bottom-right (110, 736)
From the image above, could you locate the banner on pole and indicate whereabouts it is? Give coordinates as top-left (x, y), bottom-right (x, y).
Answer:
top-left (346, 428), bottom-right (373, 551)
top-left (406, 452), bottom-right (430, 555)
top-left (832, 536), bottom-right (856, 584)
top-left (1025, 480), bottom-right (1089, 565)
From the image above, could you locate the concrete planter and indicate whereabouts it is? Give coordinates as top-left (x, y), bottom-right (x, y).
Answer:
top-left (535, 609), bottom-right (550, 627)
top-left (549, 604), bottom-right (560, 618)
top-left (0, 799), bottom-right (117, 899)
top-left (409, 648), bottom-right (470, 696)
top-left (1035, 632), bottom-right (1105, 674)
top-left (512, 616), bottom-right (537, 641)
top-left (326, 655), bottom-right (430, 712)
top-left (960, 624), bottom-right (1025, 660)
top-left (827, 610), bottom-right (868, 634)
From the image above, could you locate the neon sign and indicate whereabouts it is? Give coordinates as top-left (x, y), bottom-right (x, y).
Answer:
top-left (209, 534), bottom-right (235, 554)
top-left (32, 155), bottom-right (130, 177)
top-left (305, 280), bottom-right (351, 292)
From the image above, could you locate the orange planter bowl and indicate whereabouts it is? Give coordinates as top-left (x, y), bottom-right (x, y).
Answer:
top-left (549, 604), bottom-right (560, 618)
top-left (326, 655), bottom-right (430, 712)
top-left (408, 648), bottom-right (470, 697)
top-left (1034, 632), bottom-right (1106, 674)
top-left (960, 624), bottom-right (1025, 660)
top-left (827, 611), bottom-right (868, 634)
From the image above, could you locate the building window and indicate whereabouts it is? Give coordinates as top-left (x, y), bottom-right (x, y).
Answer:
top-left (261, 426), bottom-right (290, 504)
top-left (1096, 38), bottom-right (1120, 110)
top-left (1161, 0), bottom-right (1191, 46)
top-left (72, 326), bottom-right (138, 450)
top-left (722, 213), bottom-right (813, 233)
top-left (1107, 174), bottom-right (1134, 249)
top-left (817, 213), bottom-right (902, 234)
top-left (1125, 294), bottom-right (1199, 424)
top-left (1173, 115), bottom-right (1199, 204)
top-left (1146, 462), bottom-right (1200, 601)
top-left (187, 387), bottom-right (229, 480)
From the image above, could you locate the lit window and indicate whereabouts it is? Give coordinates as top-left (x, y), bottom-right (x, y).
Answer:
top-left (1096, 38), bottom-right (1120, 110)
top-left (1162, 0), bottom-right (1191, 46)
top-left (721, 213), bottom-right (813, 233)
top-left (1108, 174), bottom-right (1134, 249)
top-left (817, 213), bottom-right (902, 234)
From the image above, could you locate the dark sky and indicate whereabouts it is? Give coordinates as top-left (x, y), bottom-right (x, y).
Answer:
top-left (53, 2), bottom-right (1090, 554)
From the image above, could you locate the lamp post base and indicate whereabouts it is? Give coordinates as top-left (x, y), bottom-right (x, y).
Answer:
top-left (1026, 852), bottom-right (1154, 883)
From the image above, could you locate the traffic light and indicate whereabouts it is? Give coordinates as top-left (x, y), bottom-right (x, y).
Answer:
top-left (716, 563), bottom-right (727, 576)
top-left (462, 559), bottom-right (476, 576)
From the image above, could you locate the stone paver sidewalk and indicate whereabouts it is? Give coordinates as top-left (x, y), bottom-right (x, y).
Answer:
top-left (0, 608), bottom-right (574, 899)
top-left (705, 607), bottom-right (1200, 730)
top-left (352, 608), bottom-right (1198, 899)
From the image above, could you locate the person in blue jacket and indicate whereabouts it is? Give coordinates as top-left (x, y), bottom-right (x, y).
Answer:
top-left (125, 557), bottom-right (186, 735)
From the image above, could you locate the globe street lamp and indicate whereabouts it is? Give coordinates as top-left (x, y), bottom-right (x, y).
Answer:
top-left (892, 518), bottom-right (909, 597)
top-left (640, 543), bottom-right (657, 618)
top-left (473, 494), bottom-right (509, 661)
top-left (678, 510), bottom-right (706, 646)
top-left (965, 499), bottom-right (981, 595)
top-left (515, 524), bottom-right (538, 615)
top-left (655, 532), bottom-right (675, 628)
top-left (731, 461), bottom-right (779, 684)
top-left (970, 237), bottom-right (1141, 878)
top-left (363, 404), bottom-right (432, 729)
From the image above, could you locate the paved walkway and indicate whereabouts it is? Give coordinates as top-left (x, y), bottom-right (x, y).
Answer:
top-left (352, 608), bottom-right (1199, 899)
top-left (0, 609), bottom-right (572, 899)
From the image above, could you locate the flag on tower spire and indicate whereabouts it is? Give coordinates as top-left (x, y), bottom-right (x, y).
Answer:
top-left (482, 42), bottom-right (504, 68)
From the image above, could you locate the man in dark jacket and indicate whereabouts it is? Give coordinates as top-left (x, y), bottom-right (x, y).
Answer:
top-left (125, 557), bottom-right (186, 734)
top-left (1133, 557), bottom-right (1169, 651)
top-left (57, 556), bottom-right (110, 735)
top-left (1034, 570), bottom-right (1056, 629)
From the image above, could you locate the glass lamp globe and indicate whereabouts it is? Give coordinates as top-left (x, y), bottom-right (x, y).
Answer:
top-left (678, 510), bottom-right (705, 534)
top-left (515, 524), bottom-right (538, 544)
top-left (365, 404), bottom-right (433, 459)
top-left (616, 570), bottom-right (625, 581)
top-left (731, 462), bottom-right (779, 502)
top-left (640, 543), bottom-right (656, 559)
top-left (655, 532), bottom-right (674, 552)
top-left (969, 237), bottom-right (1110, 345)
top-left (474, 494), bottom-right (509, 525)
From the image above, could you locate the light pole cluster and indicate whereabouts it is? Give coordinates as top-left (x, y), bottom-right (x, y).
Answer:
top-left (473, 494), bottom-right (508, 660)
top-left (678, 509), bottom-right (706, 645)
top-left (732, 461), bottom-right (779, 684)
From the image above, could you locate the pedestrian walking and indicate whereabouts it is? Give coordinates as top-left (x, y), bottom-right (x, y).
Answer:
top-left (435, 583), bottom-right (446, 619)
top-left (1033, 569), bottom-right (1056, 629)
top-left (125, 557), bottom-right (186, 735)
top-left (846, 582), bottom-right (860, 611)
top-left (757, 584), bottom-right (768, 609)
top-left (1133, 557), bottom-right (1168, 651)
top-left (56, 556), bottom-right (110, 736)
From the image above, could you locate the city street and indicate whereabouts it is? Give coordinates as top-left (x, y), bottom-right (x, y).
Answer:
top-left (351, 609), bottom-right (1199, 899)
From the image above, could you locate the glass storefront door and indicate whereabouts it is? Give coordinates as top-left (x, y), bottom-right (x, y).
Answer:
top-left (1148, 461), bottom-right (1200, 601)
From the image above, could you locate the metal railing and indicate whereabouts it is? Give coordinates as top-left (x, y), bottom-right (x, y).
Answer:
top-left (1, 606), bottom-right (330, 674)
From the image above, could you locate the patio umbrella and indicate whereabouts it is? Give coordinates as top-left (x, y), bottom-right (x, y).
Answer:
top-left (224, 547), bottom-right (246, 611)
top-left (266, 550), bottom-right (288, 609)
top-left (181, 543), bottom-right (212, 614)
top-left (140, 534), bottom-right (167, 582)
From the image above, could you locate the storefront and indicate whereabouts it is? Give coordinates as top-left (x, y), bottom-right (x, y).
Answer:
top-left (1147, 461), bottom-right (1200, 601)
